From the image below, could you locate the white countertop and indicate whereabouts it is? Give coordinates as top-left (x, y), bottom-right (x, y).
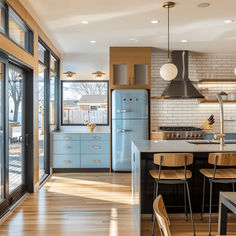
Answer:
top-left (51, 130), bottom-right (110, 134)
top-left (51, 126), bottom-right (110, 134)
top-left (132, 140), bottom-right (236, 152)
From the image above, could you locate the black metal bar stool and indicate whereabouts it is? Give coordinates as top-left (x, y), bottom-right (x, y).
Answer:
top-left (150, 153), bottom-right (196, 236)
top-left (200, 152), bottom-right (236, 236)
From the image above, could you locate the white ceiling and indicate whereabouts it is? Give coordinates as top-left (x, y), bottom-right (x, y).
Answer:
top-left (20, 0), bottom-right (236, 54)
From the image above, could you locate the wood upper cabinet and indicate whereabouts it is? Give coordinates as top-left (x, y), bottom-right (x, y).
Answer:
top-left (110, 47), bottom-right (151, 89)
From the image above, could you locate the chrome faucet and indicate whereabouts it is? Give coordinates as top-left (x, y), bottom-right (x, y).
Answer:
top-left (215, 93), bottom-right (225, 146)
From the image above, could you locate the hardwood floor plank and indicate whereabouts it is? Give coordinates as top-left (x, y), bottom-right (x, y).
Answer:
top-left (0, 173), bottom-right (236, 236)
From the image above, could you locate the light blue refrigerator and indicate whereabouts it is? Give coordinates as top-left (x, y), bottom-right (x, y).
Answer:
top-left (112, 89), bottom-right (149, 171)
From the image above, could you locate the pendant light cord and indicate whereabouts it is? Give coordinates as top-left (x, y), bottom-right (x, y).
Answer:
top-left (168, 6), bottom-right (170, 60)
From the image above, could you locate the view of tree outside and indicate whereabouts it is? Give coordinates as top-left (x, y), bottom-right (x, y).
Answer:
top-left (8, 67), bottom-right (23, 193)
top-left (62, 81), bottom-right (108, 125)
top-left (9, 70), bottom-right (22, 123)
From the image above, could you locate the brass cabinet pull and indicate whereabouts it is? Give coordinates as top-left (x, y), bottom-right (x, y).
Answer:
top-left (92, 136), bottom-right (101, 140)
top-left (64, 160), bottom-right (72, 163)
top-left (92, 160), bottom-right (101, 163)
top-left (92, 146), bottom-right (101, 149)
top-left (64, 146), bottom-right (72, 149)
top-left (64, 136), bottom-right (72, 140)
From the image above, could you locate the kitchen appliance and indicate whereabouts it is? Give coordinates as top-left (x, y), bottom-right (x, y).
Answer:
top-left (161, 51), bottom-right (204, 99)
top-left (112, 89), bottom-right (148, 171)
top-left (159, 126), bottom-right (204, 140)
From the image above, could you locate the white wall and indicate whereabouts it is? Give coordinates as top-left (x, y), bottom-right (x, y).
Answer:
top-left (61, 53), bottom-right (109, 80)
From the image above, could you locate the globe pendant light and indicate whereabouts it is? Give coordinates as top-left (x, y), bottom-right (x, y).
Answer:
top-left (160, 1), bottom-right (178, 81)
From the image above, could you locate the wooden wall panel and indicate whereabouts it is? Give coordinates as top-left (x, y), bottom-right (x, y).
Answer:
top-left (1, 0), bottom-right (61, 189)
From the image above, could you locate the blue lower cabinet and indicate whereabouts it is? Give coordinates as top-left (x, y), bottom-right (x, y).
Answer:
top-left (81, 141), bottom-right (109, 154)
top-left (81, 134), bottom-right (109, 141)
top-left (81, 154), bottom-right (109, 168)
top-left (53, 141), bottom-right (80, 154)
top-left (52, 133), bottom-right (110, 170)
top-left (53, 154), bottom-right (80, 168)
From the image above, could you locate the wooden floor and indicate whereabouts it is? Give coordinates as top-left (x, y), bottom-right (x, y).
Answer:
top-left (0, 173), bottom-right (236, 236)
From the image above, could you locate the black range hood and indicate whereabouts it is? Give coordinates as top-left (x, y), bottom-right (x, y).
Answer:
top-left (161, 50), bottom-right (204, 99)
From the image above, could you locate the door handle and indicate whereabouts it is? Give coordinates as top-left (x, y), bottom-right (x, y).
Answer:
top-left (117, 109), bottom-right (129, 113)
top-left (25, 133), bottom-right (29, 146)
top-left (64, 146), bottom-right (72, 149)
top-left (92, 137), bottom-right (101, 140)
top-left (92, 146), bottom-right (101, 149)
top-left (118, 129), bottom-right (132, 133)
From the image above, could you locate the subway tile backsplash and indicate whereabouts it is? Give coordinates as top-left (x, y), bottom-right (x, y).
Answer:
top-left (151, 51), bottom-right (236, 133)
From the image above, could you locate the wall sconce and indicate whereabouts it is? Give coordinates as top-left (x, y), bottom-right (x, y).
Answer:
top-left (92, 71), bottom-right (106, 79)
top-left (63, 71), bottom-right (76, 78)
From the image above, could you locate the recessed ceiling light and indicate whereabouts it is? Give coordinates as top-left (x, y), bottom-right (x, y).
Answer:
top-left (151, 20), bottom-right (160, 24)
top-left (224, 19), bottom-right (234, 24)
top-left (81, 20), bottom-right (89, 24)
top-left (181, 39), bottom-right (188, 43)
top-left (90, 40), bottom-right (96, 44)
top-left (197, 2), bottom-right (210, 8)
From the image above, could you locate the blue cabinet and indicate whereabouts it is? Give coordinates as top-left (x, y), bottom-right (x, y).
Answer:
top-left (53, 154), bottom-right (80, 168)
top-left (81, 154), bottom-right (109, 168)
top-left (81, 141), bottom-right (109, 154)
top-left (53, 141), bottom-right (81, 154)
top-left (52, 133), bottom-right (110, 170)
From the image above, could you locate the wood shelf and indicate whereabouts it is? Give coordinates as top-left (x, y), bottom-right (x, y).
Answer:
top-left (198, 79), bottom-right (236, 84)
top-left (199, 100), bottom-right (236, 103)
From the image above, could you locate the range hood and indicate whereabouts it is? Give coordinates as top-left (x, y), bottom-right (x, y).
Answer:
top-left (161, 50), bottom-right (204, 99)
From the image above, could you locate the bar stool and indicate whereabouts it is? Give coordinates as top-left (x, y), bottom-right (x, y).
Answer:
top-left (150, 153), bottom-right (196, 236)
top-left (200, 152), bottom-right (236, 236)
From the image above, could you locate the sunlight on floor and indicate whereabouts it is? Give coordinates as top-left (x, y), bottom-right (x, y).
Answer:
top-left (46, 175), bottom-right (133, 205)
top-left (109, 208), bottom-right (118, 236)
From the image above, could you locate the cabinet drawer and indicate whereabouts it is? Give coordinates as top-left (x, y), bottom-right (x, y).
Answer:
top-left (53, 141), bottom-right (80, 154)
top-left (81, 141), bottom-right (109, 154)
top-left (81, 154), bottom-right (109, 168)
top-left (53, 134), bottom-right (81, 141)
top-left (53, 154), bottom-right (80, 168)
top-left (81, 134), bottom-right (109, 141)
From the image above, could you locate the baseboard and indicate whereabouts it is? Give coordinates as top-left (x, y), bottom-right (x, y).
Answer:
top-left (53, 168), bottom-right (110, 173)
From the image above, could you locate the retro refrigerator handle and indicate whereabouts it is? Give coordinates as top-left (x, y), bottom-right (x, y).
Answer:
top-left (118, 129), bottom-right (132, 133)
top-left (117, 109), bottom-right (130, 113)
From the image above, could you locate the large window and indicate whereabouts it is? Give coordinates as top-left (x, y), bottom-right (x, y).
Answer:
top-left (61, 81), bottom-right (109, 125)
top-left (0, 1), bottom-right (6, 33)
top-left (49, 55), bottom-right (58, 131)
top-left (9, 8), bottom-right (33, 54)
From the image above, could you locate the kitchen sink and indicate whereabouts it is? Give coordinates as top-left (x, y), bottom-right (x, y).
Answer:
top-left (187, 140), bottom-right (236, 145)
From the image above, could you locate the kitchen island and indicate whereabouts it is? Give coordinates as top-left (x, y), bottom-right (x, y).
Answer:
top-left (131, 140), bottom-right (236, 236)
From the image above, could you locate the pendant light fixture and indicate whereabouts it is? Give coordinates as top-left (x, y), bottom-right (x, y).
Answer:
top-left (160, 1), bottom-right (178, 81)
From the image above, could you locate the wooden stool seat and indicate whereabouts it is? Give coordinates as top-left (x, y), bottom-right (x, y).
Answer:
top-left (200, 168), bottom-right (236, 179)
top-left (150, 169), bottom-right (192, 180)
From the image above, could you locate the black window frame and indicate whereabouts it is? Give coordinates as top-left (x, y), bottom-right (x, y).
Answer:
top-left (61, 80), bottom-right (109, 126)
top-left (0, 0), bottom-right (34, 55)
top-left (38, 38), bottom-right (60, 184)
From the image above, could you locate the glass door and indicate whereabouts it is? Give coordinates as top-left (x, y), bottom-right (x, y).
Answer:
top-left (38, 63), bottom-right (46, 180)
top-left (8, 64), bottom-right (25, 195)
top-left (0, 54), bottom-right (31, 217)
